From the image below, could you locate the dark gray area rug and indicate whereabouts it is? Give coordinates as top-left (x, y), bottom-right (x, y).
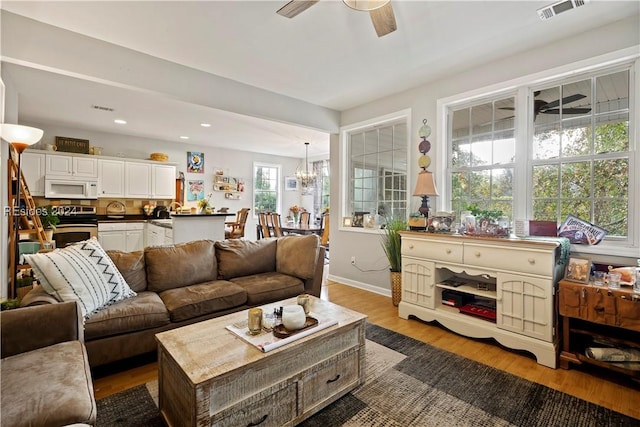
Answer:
top-left (96, 323), bottom-right (639, 427)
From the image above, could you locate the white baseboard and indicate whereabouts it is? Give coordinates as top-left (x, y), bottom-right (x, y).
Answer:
top-left (326, 274), bottom-right (391, 298)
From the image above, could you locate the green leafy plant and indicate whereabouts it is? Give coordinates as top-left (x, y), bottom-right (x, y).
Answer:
top-left (1, 299), bottom-right (21, 311)
top-left (381, 217), bottom-right (407, 272)
top-left (38, 205), bottom-right (59, 230)
top-left (465, 204), bottom-right (503, 223)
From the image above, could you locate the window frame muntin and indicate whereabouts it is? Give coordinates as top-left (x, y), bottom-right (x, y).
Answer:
top-left (252, 161), bottom-right (282, 219)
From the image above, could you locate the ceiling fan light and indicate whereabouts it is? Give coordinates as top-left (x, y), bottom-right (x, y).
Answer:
top-left (343, 0), bottom-right (390, 12)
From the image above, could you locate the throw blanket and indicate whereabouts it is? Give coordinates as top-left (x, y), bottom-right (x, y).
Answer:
top-left (586, 347), bottom-right (640, 362)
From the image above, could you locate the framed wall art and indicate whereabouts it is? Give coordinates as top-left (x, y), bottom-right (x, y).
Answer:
top-left (564, 256), bottom-right (591, 283)
top-left (187, 151), bottom-right (204, 173)
top-left (187, 180), bottom-right (204, 202)
top-left (285, 177), bottom-right (299, 191)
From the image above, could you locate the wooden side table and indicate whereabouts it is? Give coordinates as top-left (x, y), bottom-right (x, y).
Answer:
top-left (557, 279), bottom-right (640, 378)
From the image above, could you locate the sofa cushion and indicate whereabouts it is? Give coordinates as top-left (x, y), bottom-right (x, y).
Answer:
top-left (84, 292), bottom-right (170, 340)
top-left (231, 272), bottom-right (305, 305)
top-left (159, 280), bottom-right (247, 322)
top-left (106, 250), bottom-right (147, 292)
top-left (145, 240), bottom-right (217, 292)
top-left (216, 239), bottom-right (277, 280)
top-left (276, 234), bottom-right (320, 280)
top-left (1, 341), bottom-right (96, 427)
top-left (25, 238), bottom-right (136, 319)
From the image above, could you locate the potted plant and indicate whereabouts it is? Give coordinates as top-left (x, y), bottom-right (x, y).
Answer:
top-left (38, 205), bottom-right (59, 242)
top-left (381, 217), bottom-right (407, 306)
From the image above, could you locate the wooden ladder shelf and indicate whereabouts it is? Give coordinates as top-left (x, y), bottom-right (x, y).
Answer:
top-left (7, 145), bottom-right (48, 298)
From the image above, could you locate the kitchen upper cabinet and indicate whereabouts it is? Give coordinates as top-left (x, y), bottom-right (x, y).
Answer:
top-left (125, 162), bottom-right (151, 198)
top-left (98, 159), bottom-right (125, 197)
top-left (152, 164), bottom-right (176, 199)
top-left (46, 154), bottom-right (98, 177)
top-left (22, 152), bottom-right (46, 196)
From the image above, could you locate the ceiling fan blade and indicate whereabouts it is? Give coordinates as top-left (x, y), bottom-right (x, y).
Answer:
top-left (370, 2), bottom-right (397, 37)
top-left (277, 0), bottom-right (319, 18)
top-left (542, 93), bottom-right (587, 110)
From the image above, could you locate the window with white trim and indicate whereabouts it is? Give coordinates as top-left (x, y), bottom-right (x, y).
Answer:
top-left (446, 62), bottom-right (636, 252)
top-left (253, 163), bottom-right (280, 215)
top-left (345, 117), bottom-right (408, 224)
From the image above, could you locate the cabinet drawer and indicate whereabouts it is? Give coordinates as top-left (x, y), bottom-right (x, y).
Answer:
top-left (98, 222), bottom-right (126, 232)
top-left (302, 348), bottom-right (359, 412)
top-left (214, 382), bottom-right (296, 427)
top-left (402, 239), bottom-right (463, 263)
top-left (463, 244), bottom-right (552, 276)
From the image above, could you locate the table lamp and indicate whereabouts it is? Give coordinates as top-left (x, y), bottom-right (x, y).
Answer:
top-left (413, 170), bottom-right (439, 218)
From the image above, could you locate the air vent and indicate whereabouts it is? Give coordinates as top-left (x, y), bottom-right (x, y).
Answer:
top-left (91, 105), bottom-right (115, 112)
top-left (537, 0), bottom-right (590, 20)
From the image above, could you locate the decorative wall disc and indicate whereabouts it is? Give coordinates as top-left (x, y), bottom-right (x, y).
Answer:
top-left (418, 119), bottom-right (431, 139)
top-left (418, 139), bottom-right (431, 154)
top-left (418, 155), bottom-right (431, 169)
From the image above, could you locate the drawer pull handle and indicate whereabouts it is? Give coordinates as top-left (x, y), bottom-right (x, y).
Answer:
top-left (528, 258), bottom-right (535, 264)
top-left (446, 249), bottom-right (451, 254)
top-left (409, 244), bottom-right (414, 249)
top-left (327, 374), bottom-right (341, 384)
top-left (247, 414), bottom-right (268, 426)
top-left (474, 252), bottom-right (481, 257)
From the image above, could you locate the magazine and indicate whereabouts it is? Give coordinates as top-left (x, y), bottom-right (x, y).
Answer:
top-left (557, 215), bottom-right (607, 245)
top-left (226, 317), bottom-right (339, 352)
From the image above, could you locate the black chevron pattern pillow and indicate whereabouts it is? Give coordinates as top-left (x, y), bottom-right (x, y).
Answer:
top-left (26, 238), bottom-right (136, 318)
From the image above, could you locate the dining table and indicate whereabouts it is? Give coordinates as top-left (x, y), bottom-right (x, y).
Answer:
top-left (256, 222), bottom-right (324, 239)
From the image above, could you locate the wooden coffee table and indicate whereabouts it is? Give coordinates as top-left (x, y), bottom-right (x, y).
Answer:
top-left (155, 296), bottom-right (367, 427)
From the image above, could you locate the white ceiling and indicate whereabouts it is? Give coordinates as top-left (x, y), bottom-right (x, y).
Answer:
top-left (2, 1), bottom-right (639, 158)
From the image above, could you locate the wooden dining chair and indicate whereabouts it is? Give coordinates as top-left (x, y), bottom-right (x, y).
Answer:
top-left (270, 213), bottom-right (284, 237)
top-left (300, 211), bottom-right (311, 226)
top-left (320, 213), bottom-right (330, 248)
top-left (258, 212), bottom-right (272, 238)
top-left (225, 208), bottom-right (250, 239)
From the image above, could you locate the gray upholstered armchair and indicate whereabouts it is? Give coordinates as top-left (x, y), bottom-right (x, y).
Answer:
top-left (1, 301), bottom-right (96, 427)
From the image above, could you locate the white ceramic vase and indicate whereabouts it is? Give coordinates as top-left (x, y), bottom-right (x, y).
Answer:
top-left (281, 305), bottom-right (306, 330)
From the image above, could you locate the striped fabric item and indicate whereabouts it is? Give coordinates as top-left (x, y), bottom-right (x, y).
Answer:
top-left (26, 238), bottom-right (136, 318)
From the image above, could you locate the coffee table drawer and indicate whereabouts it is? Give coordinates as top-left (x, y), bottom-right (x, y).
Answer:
top-left (302, 348), bottom-right (360, 412)
top-left (214, 382), bottom-right (296, 427)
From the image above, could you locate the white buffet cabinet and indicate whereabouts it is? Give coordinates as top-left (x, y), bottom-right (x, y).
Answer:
top-left (398, 232), bottom-right (564, 368)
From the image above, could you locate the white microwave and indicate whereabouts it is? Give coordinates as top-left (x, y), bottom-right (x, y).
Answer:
top-left (45, 177), bottom-right (98, 199)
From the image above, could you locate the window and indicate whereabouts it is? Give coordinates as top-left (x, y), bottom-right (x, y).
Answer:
top-left (343, 112), bottom-right (409, 225)
top-left (445, 61), bottom-right (637, 255)
top-left (450, 96), bottom-right (516, 219)
top-left (312, 160), bottom-right (330, 219)
top-left (253, 163), bottom-right (280, 215)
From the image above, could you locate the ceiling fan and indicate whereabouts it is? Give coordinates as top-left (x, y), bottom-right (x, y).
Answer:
top-left (501, 91), bottom-right (592, 118)
top-left (277, 0), bottom-right (397, 37)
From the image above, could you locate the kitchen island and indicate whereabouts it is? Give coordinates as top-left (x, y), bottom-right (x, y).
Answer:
top-left (170, 213), bottom-right (234, 243)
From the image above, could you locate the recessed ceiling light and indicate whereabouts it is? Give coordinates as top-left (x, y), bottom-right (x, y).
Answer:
top-left (200, 123), bottom-right (211, 127)
top-left (180, 136), bottom-right (189, 140)
top-left (114, 119), bottom-right (127, 124)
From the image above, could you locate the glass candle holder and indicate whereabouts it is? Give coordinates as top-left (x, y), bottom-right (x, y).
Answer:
top-left (248, 308), bottom-right (263, 335)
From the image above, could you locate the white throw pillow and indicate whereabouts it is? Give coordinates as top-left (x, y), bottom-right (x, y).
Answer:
top-left (25, 238), bottom-right (136, 318)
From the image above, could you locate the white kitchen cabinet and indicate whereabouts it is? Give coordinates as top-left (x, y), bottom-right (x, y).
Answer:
top-left (46, 154), bottom-right (97, 177)
top-left (125, 162), bottom-right (151, 198)
top-left (152, 164), bottom-right (176, 199)
top-left (98, 159), bottom-right (125, 197)
top-left (145, 223), bottom-right (166, 247)
top-left (21, 152), bottom-right (46, 196)
top-left (399, 232), bottom-right (564, 368)
top-left (99, 222), bottom-right (145, 251)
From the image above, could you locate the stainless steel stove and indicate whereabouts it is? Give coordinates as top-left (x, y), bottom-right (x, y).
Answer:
top-left (52, 205), bottom-right (98, 248)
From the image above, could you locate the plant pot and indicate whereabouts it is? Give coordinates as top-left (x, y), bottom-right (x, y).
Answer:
top-left (44, 229), bottom-right (54, 243)
top-left (390, 271), bottom-right (402, 306)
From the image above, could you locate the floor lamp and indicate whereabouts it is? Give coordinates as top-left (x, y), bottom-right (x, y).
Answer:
top-left (1, 124), bottom-right (44, 297)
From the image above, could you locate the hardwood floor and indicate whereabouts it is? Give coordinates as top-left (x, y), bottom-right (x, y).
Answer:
top-left (92, 280), bottom-right (640, 420)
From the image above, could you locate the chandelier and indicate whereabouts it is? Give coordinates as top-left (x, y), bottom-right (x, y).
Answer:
top-left (296, 142), bottom-right (316, 189)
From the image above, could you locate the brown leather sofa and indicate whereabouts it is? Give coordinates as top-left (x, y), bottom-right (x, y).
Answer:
top-left (22, 234), bottom-right (325, 367)
top-left (1, 301), bottom-right (97, 427)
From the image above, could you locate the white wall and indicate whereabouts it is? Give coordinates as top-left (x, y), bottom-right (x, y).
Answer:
top-left (329, 16), bottom-right (640, 295)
